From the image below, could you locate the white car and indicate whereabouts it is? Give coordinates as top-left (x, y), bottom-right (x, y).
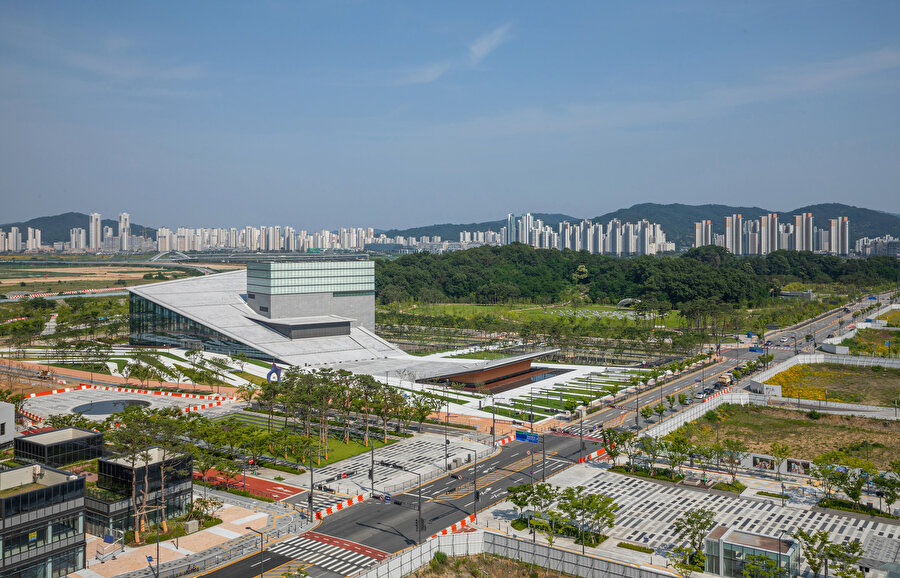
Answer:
top-left (779, 337), bottom-right (789, 343)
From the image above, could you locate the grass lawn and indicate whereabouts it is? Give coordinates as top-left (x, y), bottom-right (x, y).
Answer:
top-left (449, 351), bottom-right (512, 360)
top-left (766, 363), bottom-right (900, 406)
top-left (676, 404), bottom-right (900, 469)
top-left (280, 436), bottom-right (396, 468)
top-left (47, 362), bottom-right (112, 375)
top-left (234, 370), bottom-right (266, 386)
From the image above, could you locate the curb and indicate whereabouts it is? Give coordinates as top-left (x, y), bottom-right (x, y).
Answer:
top-left (26, 383), bottom-right (236, 402)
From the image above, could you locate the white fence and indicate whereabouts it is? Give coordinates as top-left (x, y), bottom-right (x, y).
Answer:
top-left (350, 531), bottom-right (679, 578)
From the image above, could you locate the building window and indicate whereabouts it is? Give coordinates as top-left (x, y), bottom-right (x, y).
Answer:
top-left (259, 306), bottom-right (268, 312)
top-left (1, 422), bottom-right (4, 436)
top-left (247, 293), bottom-right (255, 299)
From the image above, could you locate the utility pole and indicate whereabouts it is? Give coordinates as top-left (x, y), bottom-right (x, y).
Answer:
top-left (472, 451), bottom-right (478, 522)
top-left (541, 434), bottom-right (546, 482)
top-left (417, 472), bottom-right (423, 544)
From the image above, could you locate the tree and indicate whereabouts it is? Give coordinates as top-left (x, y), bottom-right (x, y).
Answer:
top-left (672, 545), bottom-right (704, 578)
top-left (664, 435), bottom-right (691, 480)
top-left (527, 483), bottom-right (559, 520)
top-left (104, 405), bottom-right (152, 543)
top-left (357, 374), bottom-right (381, 447)
top-left (641, 436), bottom-right (662, 477)
top-left (826, 540), bottom-right (865, 578)
top-left (619, 431), bottom-right (640, 473)
top-left (600, 429), bottom-right (622, 465)
top-left (793, 528), bottom-right (830, 578)
top-left (506, 484), bottom-right (534, 521)
top-left (412, 394), bottom-right (440, 431)
top-left (769, 441), bottom-right (791, 482)
top-left (666, 395), bottom-right (676, 412)
top-left (811, 451), bottom-right (844, 506)
top-left (837, 456), bottom-right (877, 510)
top-left (872, 471), bottom-right (899, 515)
top-left (653, 403), bottom-right (666, 421)
top-left (678, 393), bottom-right (688, 406)
top-left (722, 438), bottom-right (747, 483)
top-left (639, 406), bottom-right (654, 424)
top-left (672, 507), bottom-right (716, 559)
top-left (742, 554), bottom-right (781, 578)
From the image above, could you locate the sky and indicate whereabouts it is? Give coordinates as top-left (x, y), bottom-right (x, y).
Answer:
top-left (1, 1), bottom-right (899, 230)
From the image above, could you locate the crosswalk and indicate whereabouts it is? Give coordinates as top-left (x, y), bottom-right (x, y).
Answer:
top-left (267, 534), bottom-right (380, 577)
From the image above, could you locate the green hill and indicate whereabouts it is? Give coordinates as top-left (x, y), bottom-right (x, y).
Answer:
top-left (380, 213), bottom-right (578, 241)
top-left (0, 212), bottom-right (157, 245)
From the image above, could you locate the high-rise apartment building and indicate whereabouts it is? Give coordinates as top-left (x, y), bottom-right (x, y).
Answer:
top-left (89, 213), bottom-right (101, 251)
top-left (118, 212), bottom-right (130, 251)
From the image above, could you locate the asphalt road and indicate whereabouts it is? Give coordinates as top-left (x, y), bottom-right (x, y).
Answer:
top-left (202, 550), bottom-right (294, 578)
top-left (315, 434), bottom-right (584, 554)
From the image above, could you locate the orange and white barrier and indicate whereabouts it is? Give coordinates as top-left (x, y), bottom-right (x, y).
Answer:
top-left (702, 386), bottom-right (731, 402)
top-left (314, 494), bottom-right (367, 520)
top-left (431, 514), bottom-right (477, 538)
top-left (578, 447), bottom-right (609, 463)
top-left (494, 434), bottom-right (515, 446)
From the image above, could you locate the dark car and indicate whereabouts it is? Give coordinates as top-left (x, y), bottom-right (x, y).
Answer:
top-left (827, 333), bottom-right (835, 338)
top-left (703, 387), bottom-right (714, 394)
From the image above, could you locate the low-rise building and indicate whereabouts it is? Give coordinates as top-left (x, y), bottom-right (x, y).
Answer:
top-left (705, 525), bottom-right (799, 578)
top-left (86, 447), bottom-right (192, 536)
top-left (14, 427), bottom-right (103, 468)
top-left (0, 464), bottom-right (86, 577)
top-left (0, 402), bottom-right (14, 447)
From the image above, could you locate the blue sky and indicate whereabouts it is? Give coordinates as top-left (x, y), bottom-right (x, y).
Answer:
top-left (1, 1), bottom-right (899, 229)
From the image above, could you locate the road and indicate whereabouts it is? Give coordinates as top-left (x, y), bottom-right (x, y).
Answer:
top-left (202, 550), bottom-right (294, 578)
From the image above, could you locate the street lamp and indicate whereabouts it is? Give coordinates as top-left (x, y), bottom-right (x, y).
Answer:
top-left (246, 527), bottom-right (264, 578)
top-left (777, 529), bottom-right (787, 578)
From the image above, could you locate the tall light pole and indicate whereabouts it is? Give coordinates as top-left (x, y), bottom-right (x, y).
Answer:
top-left (472, 451), bottom-right (478, 522)
top-left (246, 527), bottom-right (264, 578)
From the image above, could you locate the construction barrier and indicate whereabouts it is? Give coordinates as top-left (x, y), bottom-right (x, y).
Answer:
top-left (430, 514), bottom-right (477, 538)
top-left (314, 494), bottom-right (367, 520)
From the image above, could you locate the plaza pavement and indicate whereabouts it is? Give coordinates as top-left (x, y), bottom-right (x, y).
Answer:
top-left (478, 461), bottom-right (900, 576)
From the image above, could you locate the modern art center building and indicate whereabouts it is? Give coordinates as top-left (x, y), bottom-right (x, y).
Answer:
top-left (129, 255), bottom-right (398, 367)
top-left (129, 255), bottom-right (553, 390)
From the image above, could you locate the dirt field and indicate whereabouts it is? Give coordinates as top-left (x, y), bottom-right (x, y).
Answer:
top-left (766, 363), bottom-right (900, 406)
top-left (679, 404), bottom-right (899, 468)
top-left (0, 267), bottom-right (160, 285)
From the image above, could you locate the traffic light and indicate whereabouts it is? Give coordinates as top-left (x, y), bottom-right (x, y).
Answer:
top-left (475, 491), bottom-right (481, 501)
top-left (368, 468), bottom-right (373, 479)
top-left (307, 494), bottom-right (313, 506)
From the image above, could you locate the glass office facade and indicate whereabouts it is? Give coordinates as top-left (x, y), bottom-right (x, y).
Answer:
top-left (14, 430), bottom-right (102, 468)
top-left (129, 293), bottom-right (276, 361)
top-left (246, 260), bottom-right (374, 295)
top-left (705, 529), bottom-right (800, 578)
top-left (0, 467), bottom-right (85, 578)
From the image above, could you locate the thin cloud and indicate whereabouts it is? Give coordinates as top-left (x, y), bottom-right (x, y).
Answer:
top-left (433, 47), bottom-right (900, 137)
top-left (392, 23), bottom-right (512, 86)
top-left (469, 23), bottom-right (512, 65)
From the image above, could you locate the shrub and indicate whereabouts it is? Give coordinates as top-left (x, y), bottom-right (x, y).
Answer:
top-left (618, 542), bottom-right (654, 554)
top-left (806, 410), bottom-right (822, 420)
top-left (510, 518), bottom-right (528, 531)
top-left (274, 476), bottom-right (285, 481)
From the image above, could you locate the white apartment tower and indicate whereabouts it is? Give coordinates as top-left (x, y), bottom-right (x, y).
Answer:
top-left (89, 213), bottom-right (101, 250)
top-left (118, 212), bottom-right (130, 251)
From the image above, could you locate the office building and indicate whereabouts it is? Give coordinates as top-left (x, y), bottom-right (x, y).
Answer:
top-left (0, 402), bottom-right (13, 446)
top-left (0, 464), bottom-right (86, 577)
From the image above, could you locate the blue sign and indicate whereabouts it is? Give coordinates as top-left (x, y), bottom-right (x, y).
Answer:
top-left (384, 495), bottom-right (391, 503)
top-left (749, 347), bottom-right (764, 353)
top-left (886, 341), bottom-right (891, 347)
top-left (267, 363), bottom-right (282, 383)
top-left (515, 431), bottom-right (539, 444)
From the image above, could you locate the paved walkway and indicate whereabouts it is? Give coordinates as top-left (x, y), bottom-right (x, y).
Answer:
top-left (480, 463), bottom-right (900, 576)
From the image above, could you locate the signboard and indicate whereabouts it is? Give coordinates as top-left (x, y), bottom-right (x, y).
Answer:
top-left (384, 495), bottom-right (391, 503)
top-left (341, 472), bottom-right (347, 479)
top-left (28, 531), bottom-right (37, 543)
top-left (749, 347), bottom-right (764, 353)
top-left (515, 431), bottom-right (539, 444)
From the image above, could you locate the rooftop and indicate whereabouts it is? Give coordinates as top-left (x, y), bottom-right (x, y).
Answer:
top-left (103, 447), bottom-right (183, 468)
top-left (20, 426), bottom-right (100, 446)
top-left (709, 526), bottom-right (795, 554)
top-left (0, 465), bottom-right (78, 497)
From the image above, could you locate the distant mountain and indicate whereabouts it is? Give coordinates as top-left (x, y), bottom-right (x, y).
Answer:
top-left (381, 213), bottom-right (578, 241)
top-left (591, 203), bottom-right (770, 249)
top-left (0, 212), bottom-right (157, 244)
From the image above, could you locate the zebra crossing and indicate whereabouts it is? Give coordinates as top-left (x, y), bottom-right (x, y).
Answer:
top-left (266, 534), bottom-right (381, 577)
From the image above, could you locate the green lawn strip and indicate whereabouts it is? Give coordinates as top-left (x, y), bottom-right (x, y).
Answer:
top-left (617, 542), bottom-right (653, 554)
top-left (757, 491), bottom-right (787, 499)
top-left (500, 400), bottom-right (554, 416)
top-left (246, 358), bottom-right (275, 369)
top-left (818, 498), bottom-right (898, 519)
top-left (234, 371), bottom-right (266, 386)
top-left (712, 480), bottom-right (747, 493)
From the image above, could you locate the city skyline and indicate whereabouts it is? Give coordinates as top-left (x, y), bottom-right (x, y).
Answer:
top-left (2, 2), bottom-right (900, 228)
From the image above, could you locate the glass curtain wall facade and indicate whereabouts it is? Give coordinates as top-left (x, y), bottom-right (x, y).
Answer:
top-left (14, 432), bottom-right (103, 468)
top-left (129, 293), bottom-right (276, 361)
top-left (246, 260), bottom-right (374, 295)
